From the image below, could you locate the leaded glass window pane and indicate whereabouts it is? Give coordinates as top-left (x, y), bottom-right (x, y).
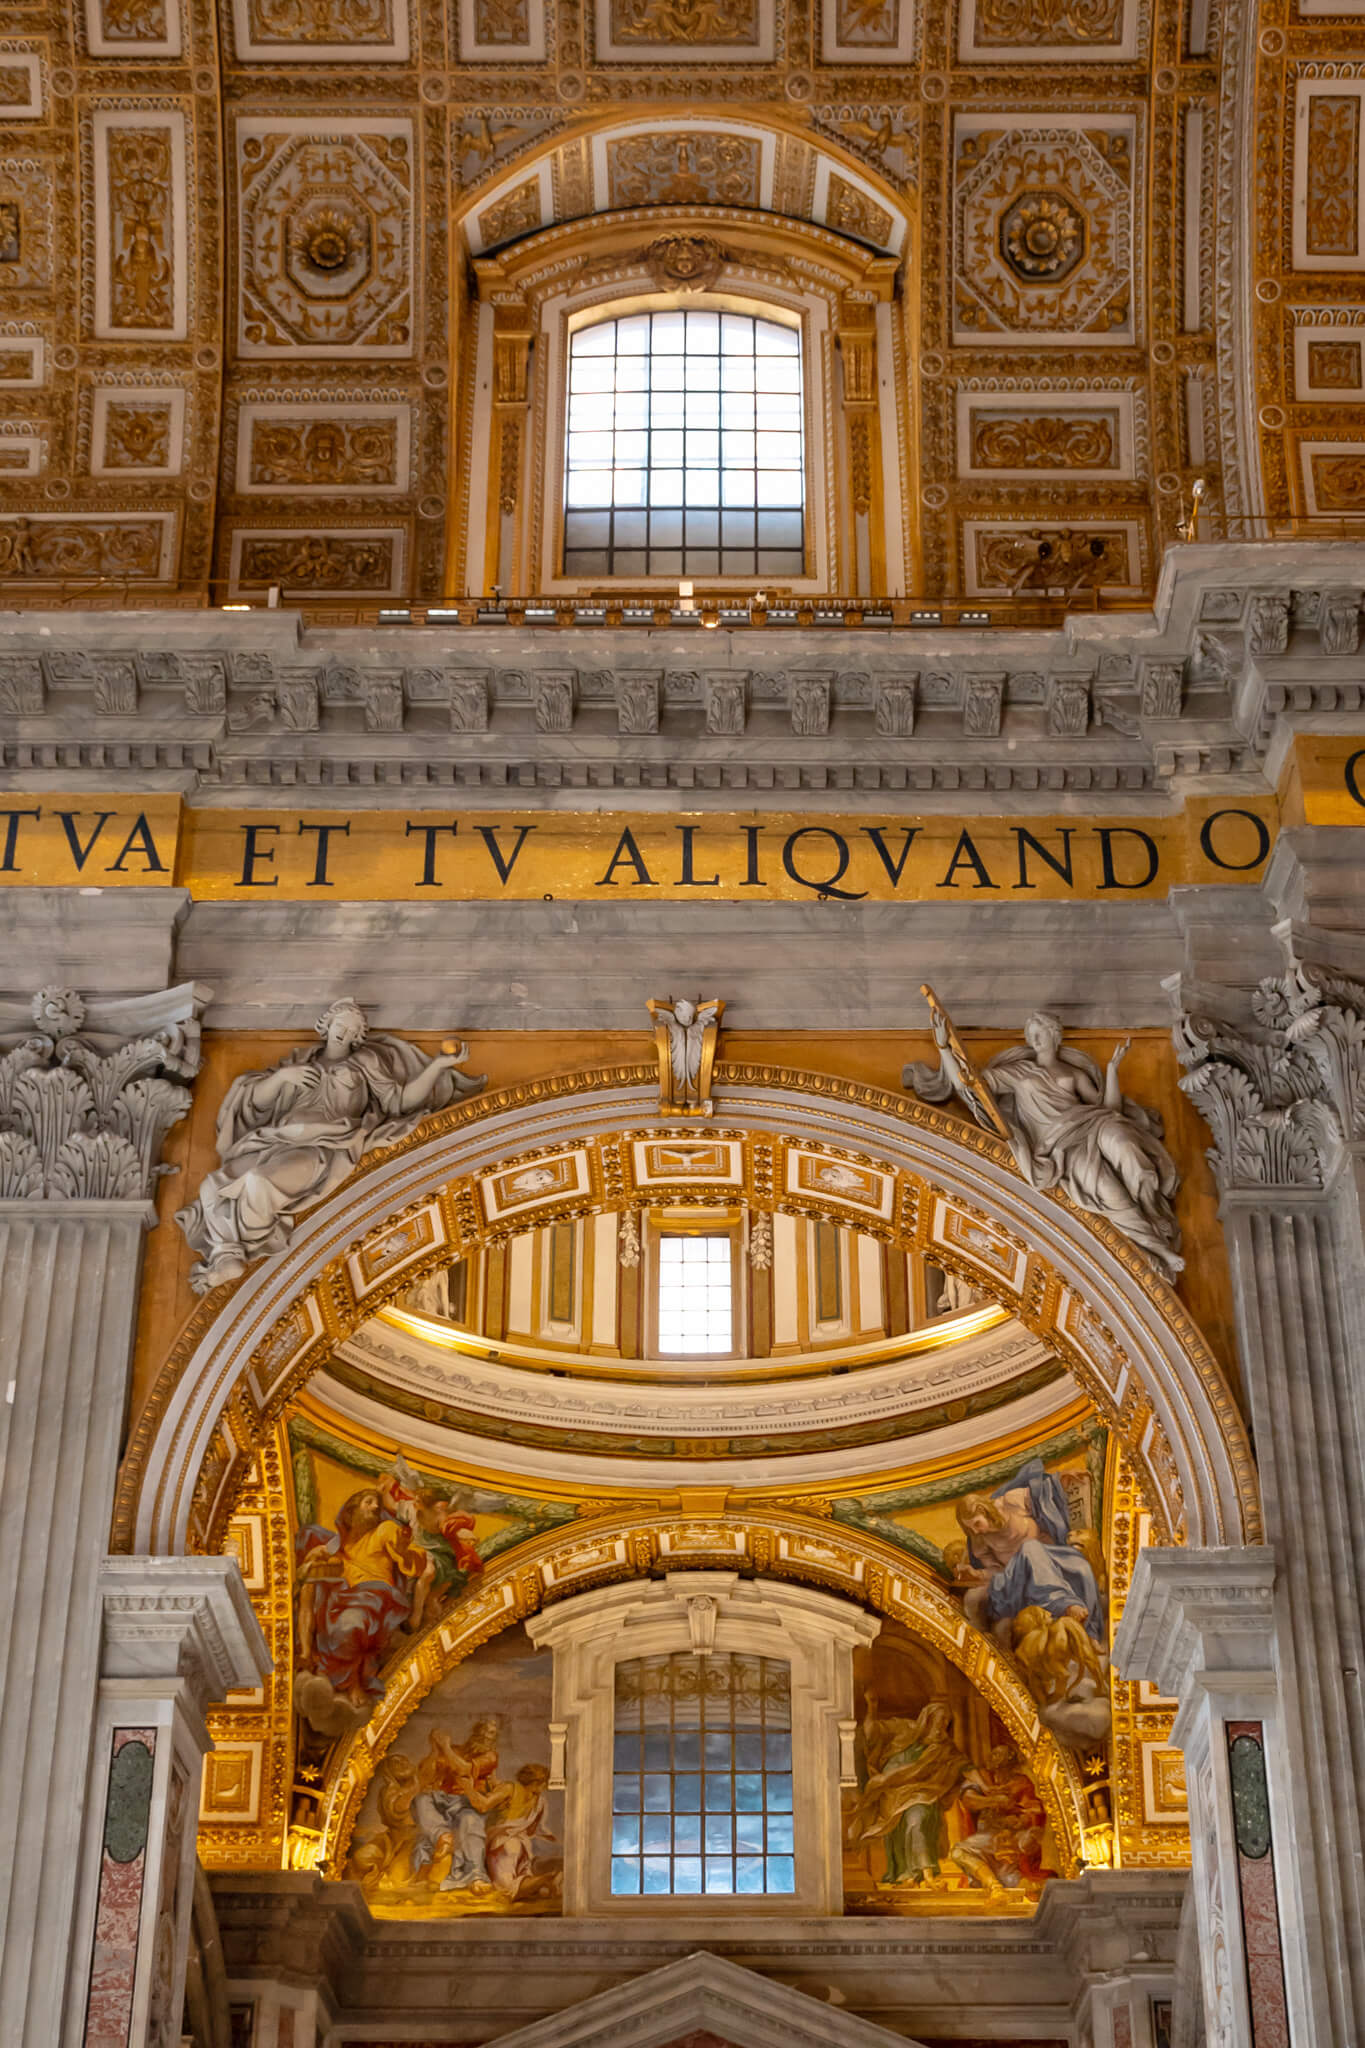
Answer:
top-left (564, 312), bottom-right (806, 580)
top-left (610, 1652), bottom-right (795, 1897)
top-left (656, 1234), bottom-right (732, 1354)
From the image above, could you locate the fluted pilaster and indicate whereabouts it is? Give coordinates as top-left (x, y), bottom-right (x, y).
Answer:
top-left (0, 984), bottom-right (206, 2048)
top-left (1159, 963), bottom-right (1365, 2046)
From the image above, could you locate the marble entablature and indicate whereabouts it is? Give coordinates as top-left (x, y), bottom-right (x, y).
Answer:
top-left (0, 544), bottom-right (1361, 796)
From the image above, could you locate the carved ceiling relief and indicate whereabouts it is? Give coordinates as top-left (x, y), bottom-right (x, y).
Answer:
top-left (1267, 61), bottom-right (1365, 525)
top-left (0, 0), bottom-right (225, 593)
top-left (1, 0), bottom-right (1356, 603)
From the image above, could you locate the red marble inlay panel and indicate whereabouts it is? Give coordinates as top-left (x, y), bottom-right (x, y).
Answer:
top-left (1239, 1851), bottom-right (1291, 2048)
top-left (84, 1725), bottom-right (156, 2048)
top-left (1226, 1719), bottom-right (1290, 2048)
top-left (1112, 2009), bottom-right (1133, 2048)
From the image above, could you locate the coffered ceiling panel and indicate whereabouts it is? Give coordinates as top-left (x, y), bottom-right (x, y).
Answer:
top-left (0, 0), bottom-right (1359, 602)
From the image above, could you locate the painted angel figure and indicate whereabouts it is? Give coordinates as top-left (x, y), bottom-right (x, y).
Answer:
top-left (904, 998), bottom-right (1182, 1276)
top-left (177, 997), bottom-right (486, 1293)
top-left (647, 995), bottom-right (723, 1111)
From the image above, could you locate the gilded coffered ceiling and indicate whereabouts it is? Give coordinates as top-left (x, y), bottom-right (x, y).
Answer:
top-left (0, 0), bottom-right (1361, 605)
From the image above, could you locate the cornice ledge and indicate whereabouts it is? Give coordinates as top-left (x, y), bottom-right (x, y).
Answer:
top-left (98, 1555), bottom-right (271, 1715)
top-left (1111, 1545), bottom-right (1276, 1700)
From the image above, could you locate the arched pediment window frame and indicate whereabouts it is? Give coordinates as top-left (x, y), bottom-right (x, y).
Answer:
top-left (527, 1572), bottom-right (879, 1915)
top-left (455, 207), bottom-right (905, 598)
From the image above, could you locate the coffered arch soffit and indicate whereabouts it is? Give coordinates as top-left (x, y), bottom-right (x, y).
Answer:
top-left (453, 112), bottom-right (912, 258)
top-left (120, 1065), bottom-right (1260, 1558)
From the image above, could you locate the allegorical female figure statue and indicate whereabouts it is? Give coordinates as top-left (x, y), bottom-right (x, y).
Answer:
top-left (905, 999), bottom-right (1182, 1276)
top-left (177, 997), bottom-right (484, 1292)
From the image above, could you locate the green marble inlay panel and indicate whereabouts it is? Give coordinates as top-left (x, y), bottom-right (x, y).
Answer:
top-left (1228, 1729), bottom-right (1271, 1859)
top-left (104, 1736), bottom-right (154, 1865)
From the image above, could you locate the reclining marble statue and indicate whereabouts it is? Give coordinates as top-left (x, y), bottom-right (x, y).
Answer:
top-left (177, 996), bottom-right (485, 1293)
top-left (903, 989), bottom-right (1182, 1277)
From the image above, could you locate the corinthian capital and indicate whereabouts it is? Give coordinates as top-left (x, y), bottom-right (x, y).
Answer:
top-left (0, 983), bottom-right (206, 1203)
top-left (1172, 962), bottom-right (1365, 1194)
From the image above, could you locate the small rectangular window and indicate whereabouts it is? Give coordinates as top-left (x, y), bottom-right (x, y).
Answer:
top-left (656, 1233), bottom-right (732, 1354)
top-left (610, 1652), bottom-right (794, 1897)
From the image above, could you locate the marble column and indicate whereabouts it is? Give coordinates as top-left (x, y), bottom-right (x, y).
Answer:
top-left (0, 986), bottom-right (206, 2048)
top-left (1125, 959), bottom-right (1365, 2047)
top-left (69, 1558), bottom-right (269, 2048)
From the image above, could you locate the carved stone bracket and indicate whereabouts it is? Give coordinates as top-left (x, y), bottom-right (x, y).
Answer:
top-left (1112, 1546), bottom-right (1277, 1726)
top-left (0, 983), bottom-right (205, 1203)
top-left (98, 1554), bottom-right (272, 1726)
top-left (1172, 961), bottom-right (1365, 1193)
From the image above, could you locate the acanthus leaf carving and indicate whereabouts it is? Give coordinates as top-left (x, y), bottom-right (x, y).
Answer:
top-left (0, 990), bottom-right (201, 1203)
top-left (1173, 963), bottom-right (1365, 1193)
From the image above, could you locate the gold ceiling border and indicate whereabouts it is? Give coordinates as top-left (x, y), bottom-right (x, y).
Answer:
top-left (116, 1062), bottom-right (1260, 1557)
top-left (1106, 1445), bottom-right (1190, 1872)
top-left (292, 1506), bottom-right (1088, 1896)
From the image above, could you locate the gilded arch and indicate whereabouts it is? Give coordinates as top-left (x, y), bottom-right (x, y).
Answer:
top-left (116, 1063), bottom-right (1260, 1558)
top-left (311, 1506), bottom-right (1090, 1885)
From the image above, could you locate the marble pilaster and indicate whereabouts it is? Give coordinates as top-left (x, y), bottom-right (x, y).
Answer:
top-left (1113, 1551), bottom-right (1292, 2048)
top-left (69, 1558), bottom-right (269, 2048)
top-left (1166, 960), bottom-right (1365, 2046)
top-left (0, 986), bottom-right (205, 2048)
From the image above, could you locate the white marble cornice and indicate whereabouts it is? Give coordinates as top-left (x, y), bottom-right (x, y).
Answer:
top-left (98, 1555), bottom-right (271, 1722)
top-left (1, 543), bottom-right (1363, 798)
top-left (1111, 1545), bottom-right (1277, 1705)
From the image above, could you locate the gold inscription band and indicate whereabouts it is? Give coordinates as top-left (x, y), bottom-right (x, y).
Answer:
top-left (0, 792), bottom-right (1295, 903)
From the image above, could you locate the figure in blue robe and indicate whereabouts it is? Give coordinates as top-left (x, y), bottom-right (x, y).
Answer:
top-left (958, 1459), bottom-right (1105, 1644)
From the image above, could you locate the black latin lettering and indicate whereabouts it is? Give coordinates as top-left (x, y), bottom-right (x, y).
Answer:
top-left (297, 819), bottom-right (350, 888)
top-left (1095, 826), bottom-right (1159, 891)
top-left (597, 829), bottom-right (657, 887)
top-left (55, 810), bottom-right (114, 872)
top-left (238, 822), bottom-right (281, 888)
top-left (939, 830), bottom-right (998, 890)
top-left (0, 808), bottom-right (39, 872)
top-left (677, 824), bottom-right (720, 887)
top-left (861, 825), bottom-right (921, 887)
top-left (1199, 808), bottom-right (1271, 873)
top-left (781, 827), bottom-right (866, 901)
top-left (405, 819), bottom-right (458, 888)
top-left (1013, 827), bottom-right (1075, 891)
top-left (475, 823), bottom-right (536, 884)
top-left (742, 824), bottom-right (765, 887)
top-left (1345, 748), bottom-right (1365, 811)
top-left (106, 813), bottom-right (167, 874)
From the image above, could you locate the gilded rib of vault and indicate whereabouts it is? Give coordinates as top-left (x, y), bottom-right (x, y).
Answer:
top-left (0, 0), bottom-right (1361, 601)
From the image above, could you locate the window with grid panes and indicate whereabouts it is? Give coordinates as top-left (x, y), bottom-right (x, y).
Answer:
top-left (656, 1233), bottom-right (732, 1354)
top-left (610, 1652), bottom-right (795, 1897)
top-left (562, 310), bottom-right (805, 581)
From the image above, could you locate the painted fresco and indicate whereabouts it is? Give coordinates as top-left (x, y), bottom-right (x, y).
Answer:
top-left (843, 1618), bottom-right (1058, 1915)
top-left (834, 1426), bottom-right (1111, 1748)
top-left (343, 1623), bottom-right (563, 1917)
top-left (287, 1413), bottom-right (576, 1739)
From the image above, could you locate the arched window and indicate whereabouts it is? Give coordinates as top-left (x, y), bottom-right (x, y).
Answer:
top-left (528, 1573), bottom-right (876, 1915)
top-left (562, 309), bottom-right (805, 581)
top-left (610, 1651), bottom-right (795, 1897)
